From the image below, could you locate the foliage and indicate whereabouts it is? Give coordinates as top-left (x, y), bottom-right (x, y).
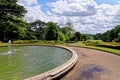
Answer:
top-left (25, 30), bottom-right (37, 40)
top-left (96, 25), bottom-right (120, 42)
top-left (93, 33), bottom-right (102, 40)
top-left (27, 20), bottom-right (46, 40)
top-left (0, 0), bottom-right (27, 41)
top-left (72, 40), bottom-right (120, 55)
top-left (60, 22), bottom-right (74, 41)
top-left (74, 32), bottom-right (82, 41)
top-left (117, 33), bottom-right (120, 42)
top-left (45, 22), bottom-right (59, 40)
top-left (58, 31), bottom-right (66, 41)
top-left (82, 34), bottom-right (87, 41)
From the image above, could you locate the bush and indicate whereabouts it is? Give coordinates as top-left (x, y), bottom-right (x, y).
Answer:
top-left (117, 33), bottom-right (120, 42)
top-left (58, 31), bottom-right (66, 41)
top-left (13, 40), bottom-right (30, 44)
top-left (96, 44), bottom-right (120, 50)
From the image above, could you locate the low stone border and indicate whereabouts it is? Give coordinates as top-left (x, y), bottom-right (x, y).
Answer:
top-left (24, 45), bottom-right (78, 80)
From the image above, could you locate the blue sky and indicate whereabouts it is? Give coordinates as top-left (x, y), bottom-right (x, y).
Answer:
top-left (38, 0), bottom-right (57, 5)
top-left (94, 0), bottom-right (119, 5)
top-left (38, 0), bottom-right (120, 5)
top-left (38, 0), bottom-right (57, 12)
top-left (18, 0), bottom-right (120, 34)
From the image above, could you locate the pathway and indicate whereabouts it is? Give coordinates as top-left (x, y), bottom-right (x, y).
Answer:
top-left (60, 47), bottom-right (120, 80)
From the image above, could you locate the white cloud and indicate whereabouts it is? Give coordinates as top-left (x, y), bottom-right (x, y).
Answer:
top-left (118, 1), bottom-right (120, 4)
top-left (18, 0), bottom-right (38, 6)
top-left (18, 0), bottom-right (120, 34)
top-left (18, 0), bottom-right (47, 22)
top-left (48, 0), bottom-right (97, 17)
top-left (24, 5), bottom-right (46, 22)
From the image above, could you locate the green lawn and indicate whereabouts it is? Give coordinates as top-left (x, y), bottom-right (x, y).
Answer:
top-left (69, 41), bottom-right (120, 55)
top-left (0, 40), bottom-right (120, 55)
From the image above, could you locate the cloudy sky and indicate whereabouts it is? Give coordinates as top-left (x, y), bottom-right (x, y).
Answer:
top-left (18, 0), bottom-right (120, 34)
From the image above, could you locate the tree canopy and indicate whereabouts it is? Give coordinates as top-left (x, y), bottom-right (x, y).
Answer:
top-left (27, 20), bottom-right (46, 40)
top-left (0, 0), bottom-right (27, 41)
top-left (45, 22), bottom-right (59, 40)
top-left (101, 25), bottom-right (120, 42)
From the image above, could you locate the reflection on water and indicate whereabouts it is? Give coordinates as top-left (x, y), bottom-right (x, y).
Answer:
top-left (2, 49), bottom-right (24, 55)
top-left (0, 46), bottom-right (72, 80)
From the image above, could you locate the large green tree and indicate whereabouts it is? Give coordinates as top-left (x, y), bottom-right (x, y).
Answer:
top-left (101, 25), bottom-right (120, 42)
top-left (0, 0), bottom-right (27, 41)
top-left (27, 20), bottom-right (46, 40)
top-left (74, 32), bottom-right (82, 41)
top-left (45, 22), bottom-right (59, 40)
top-left (114, 25), bottom-right (120, 40)
top-left (118, 33), bottom-right (120, 42)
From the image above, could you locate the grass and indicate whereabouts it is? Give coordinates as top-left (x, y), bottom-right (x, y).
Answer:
top-left (0, 41), bottom-right (7, 46)
top-left (13, 40), bottom-right (65, 45)
top-left (69, 41), bottom-right (120, 55)
top-left (0, 40), bottom-right (120, 55)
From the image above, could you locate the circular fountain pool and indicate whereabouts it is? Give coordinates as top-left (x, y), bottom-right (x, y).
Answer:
top-left (0, 46), bottom-right (72, 80)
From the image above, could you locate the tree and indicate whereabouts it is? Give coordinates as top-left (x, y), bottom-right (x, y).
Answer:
top-left (74, 32), bottom-right (82, 41)
top-left (101, 25), bottom-right (120, 42)
top-left (0, 0), bottom-right (18, 3)
top-left (58, 31), bottom-right (66, 41)
top-left (61, 22), bottom-right (74, 41)
top-left (101, 31), bottom-right (109, 42)
top-left (114, 25), bottom-right (120, 40)
top-left (94, 33), bottom-right (102, 40)
top-left (61, 27), bottom-right (71, 40)
top-left (27, 20), bottom-right (46, 40)
top-left (82, 34), bottom-right (87, 41)
top-left (0, 0), bottom-right (27, 41)
top-left (117, 33), bottom-right (120, 42)
top-left (108, 29), bottom-right (114, 42)
top-left (45, 22), bottom-right (59, 40)
top-left (66, 22), bottom-right (74, 41)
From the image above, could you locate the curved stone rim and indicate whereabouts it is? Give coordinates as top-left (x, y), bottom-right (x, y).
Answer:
top-left (24, 45), bottom-right (78, 80)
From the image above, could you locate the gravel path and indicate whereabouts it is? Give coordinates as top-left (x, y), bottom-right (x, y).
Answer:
top-left (60, 47), bottom-right (120, 80)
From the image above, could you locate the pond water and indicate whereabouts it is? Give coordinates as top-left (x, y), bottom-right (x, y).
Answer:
top-left (0, 46), bottom-right (72, 80)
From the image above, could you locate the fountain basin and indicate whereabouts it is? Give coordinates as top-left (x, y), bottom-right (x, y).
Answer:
top-left (0, 45), bottom-right (78, 80)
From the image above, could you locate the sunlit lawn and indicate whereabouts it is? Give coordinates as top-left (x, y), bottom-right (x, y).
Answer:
top-left (0, 41), bottom-right (7, 46)
top-left (0, 40), bottom-right (120, 55)
top-left (70, 41), bottom-right (120, 55)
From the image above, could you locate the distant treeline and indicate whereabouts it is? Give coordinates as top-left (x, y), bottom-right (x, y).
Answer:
top-left (94, 25), bottom-right (120, 42)
top-left (21, 20), bottom-right (90, 42)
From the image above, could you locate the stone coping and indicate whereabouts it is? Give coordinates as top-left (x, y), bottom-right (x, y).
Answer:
top-left (24, 45), bottom-right (78, 80)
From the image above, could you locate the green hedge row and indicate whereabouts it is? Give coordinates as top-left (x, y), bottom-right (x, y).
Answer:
top-left (96, 44), bottom-right (120, 50)
top-left (13, 40), bottom-right (65, 45)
